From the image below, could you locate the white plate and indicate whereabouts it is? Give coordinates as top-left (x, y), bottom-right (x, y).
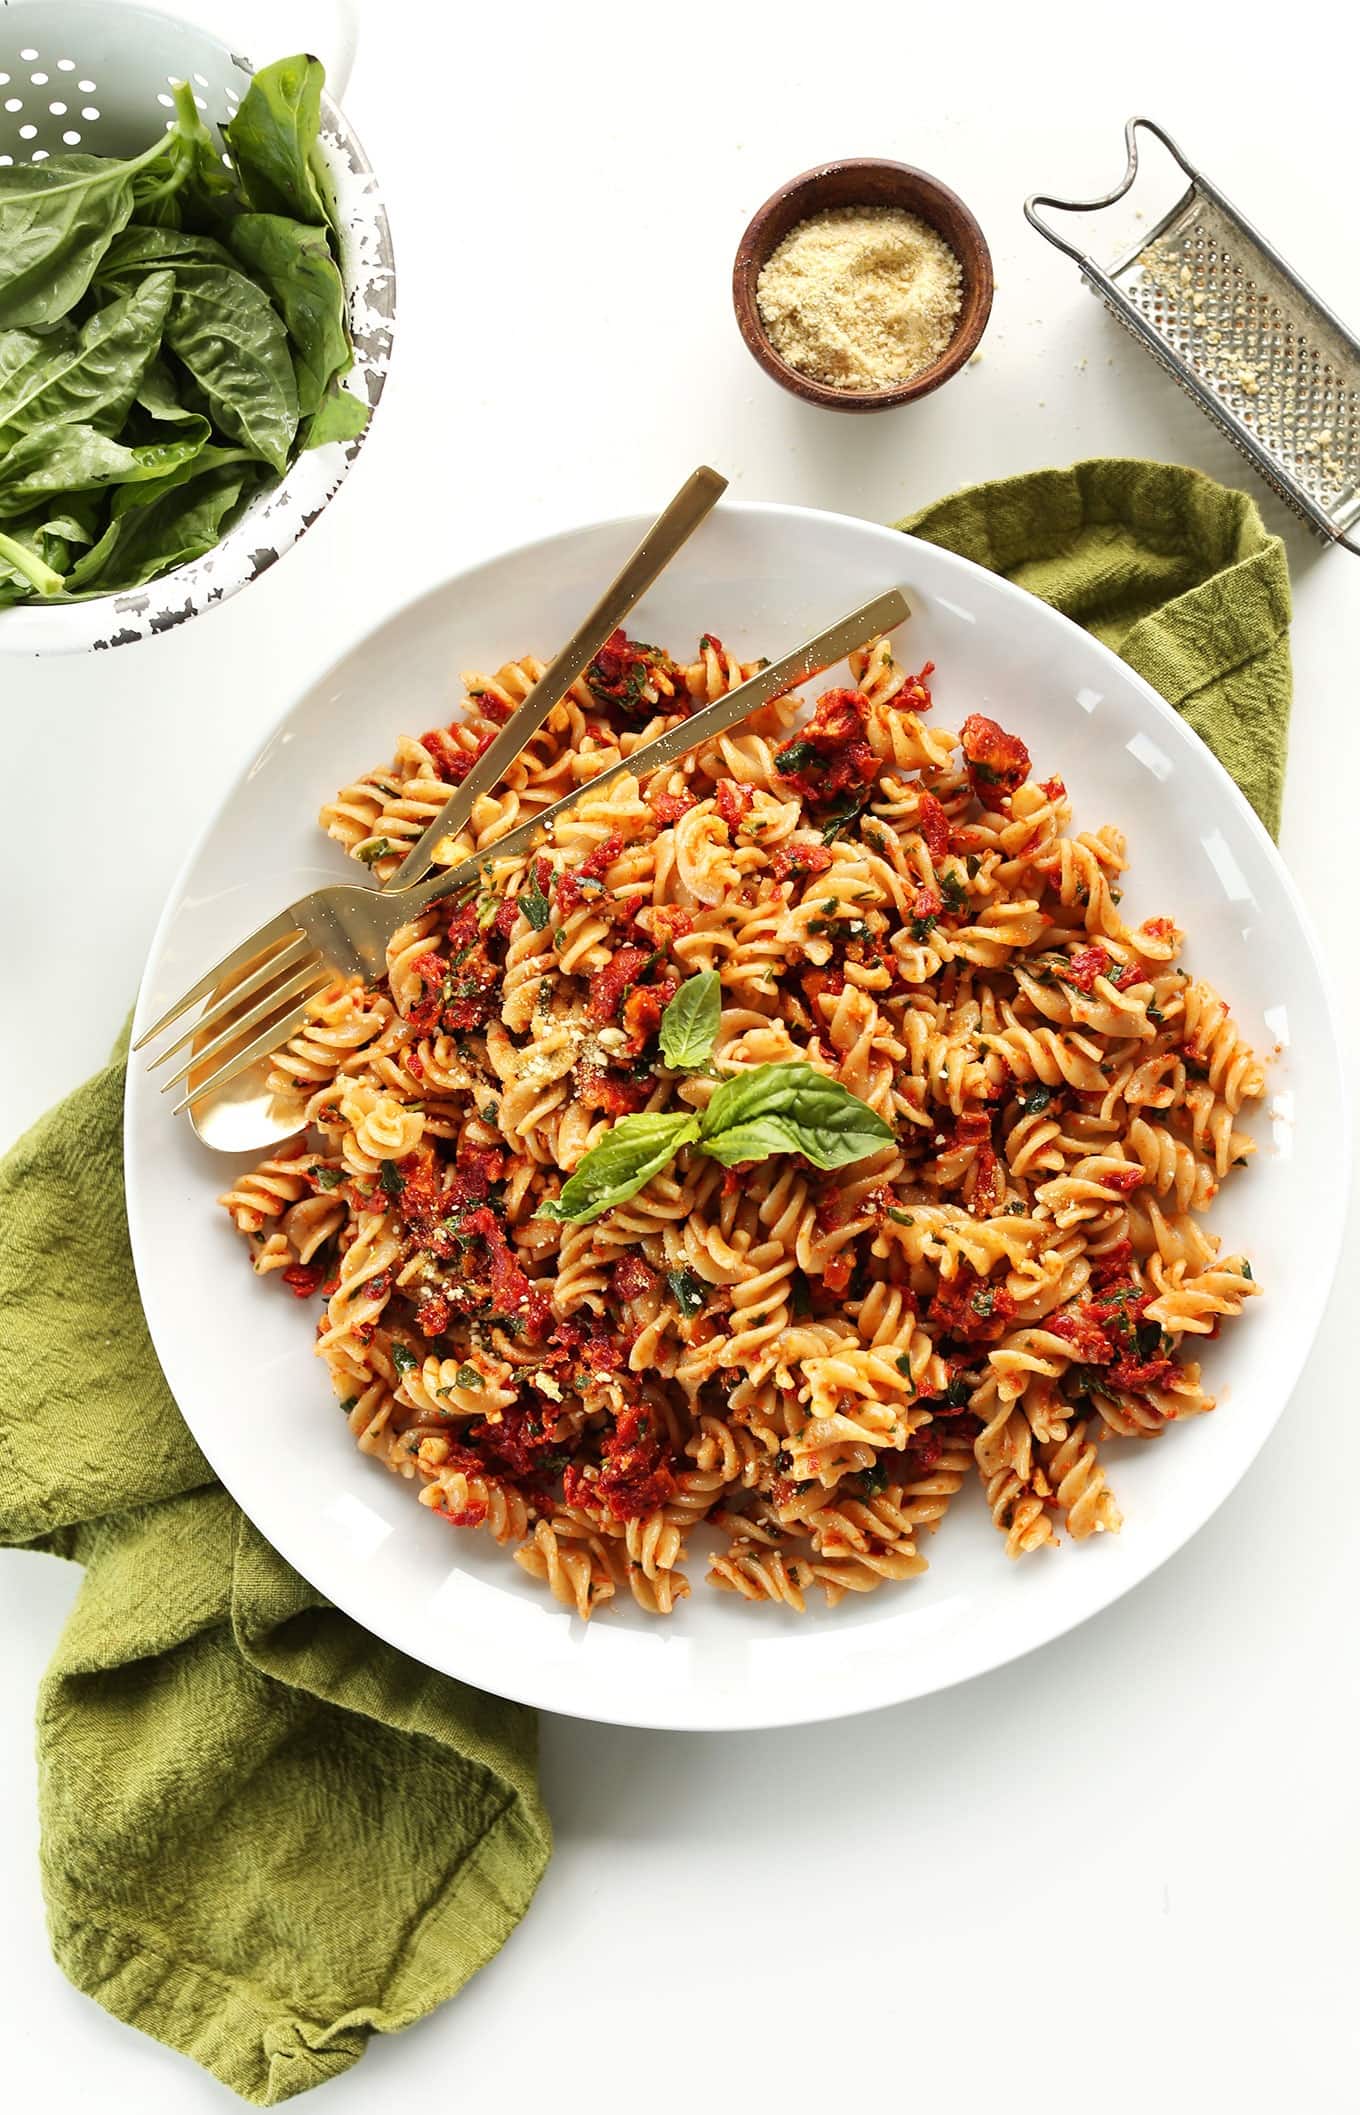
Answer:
top-left (125, 502), bottom-right (1348, 1730)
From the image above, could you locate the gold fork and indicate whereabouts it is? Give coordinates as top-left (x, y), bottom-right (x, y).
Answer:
top-left (152, 465), bottom-right (727, 1152)
top-left (136, 586), bottom-right (910, 1128)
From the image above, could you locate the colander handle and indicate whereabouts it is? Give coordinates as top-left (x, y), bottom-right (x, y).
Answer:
top-left (164, 0), bottom-right (359, 97)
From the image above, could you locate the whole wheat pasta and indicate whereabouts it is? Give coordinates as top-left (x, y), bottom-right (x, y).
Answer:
top-left (220, 630), bottom-right (1263, 1613)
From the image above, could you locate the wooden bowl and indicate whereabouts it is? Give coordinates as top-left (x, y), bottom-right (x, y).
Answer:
top-left (733, 158), bottom-right (994, 412)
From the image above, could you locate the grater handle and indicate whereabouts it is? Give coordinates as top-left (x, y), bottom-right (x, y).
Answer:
top-left (1025, 117), bottom-right (1202, 273)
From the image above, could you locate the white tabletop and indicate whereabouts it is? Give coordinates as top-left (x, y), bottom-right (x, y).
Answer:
top-left (4, 1), bottom-right (1358, 2107)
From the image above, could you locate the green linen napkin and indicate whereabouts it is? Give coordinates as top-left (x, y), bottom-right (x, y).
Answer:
top-left (0, 458), bottom-right (1291, 2107)
top-left (901, 457), bottom-right (1291, 837)
top-left (0, 1059), bottom-right (551, 2105)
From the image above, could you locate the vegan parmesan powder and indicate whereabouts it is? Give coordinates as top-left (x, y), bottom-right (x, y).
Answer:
top-left (756, 204), bottom-right (963, 392)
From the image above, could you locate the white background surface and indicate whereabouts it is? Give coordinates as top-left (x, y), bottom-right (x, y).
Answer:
top-left (2, 0), bottom-right (1357, 2106)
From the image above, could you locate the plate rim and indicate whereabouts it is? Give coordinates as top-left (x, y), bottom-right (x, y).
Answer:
top-left (124, 498), bottom-right (1352, 1729)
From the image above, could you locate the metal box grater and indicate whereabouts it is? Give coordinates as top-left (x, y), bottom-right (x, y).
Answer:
top-left (1026, 118), bottom-right (1360, 553)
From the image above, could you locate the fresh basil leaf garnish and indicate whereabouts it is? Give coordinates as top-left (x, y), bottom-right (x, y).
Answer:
top-left (535, 1111), bottom-right (701, 1226)
top-left (659, 971), bottom-right (721, 1071)
top-left (697, 1062), bottom-right (894, 1170)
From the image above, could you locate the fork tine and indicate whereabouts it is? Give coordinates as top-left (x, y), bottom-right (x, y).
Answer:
top-left (144, 934), bottom-right (317, 1073)
top-left (170, 992), bottom-right (323, 1117)
top-left (157, 958), bottom-right (327, 1096)
top-left (132, 909), bottom-right (302, 1052)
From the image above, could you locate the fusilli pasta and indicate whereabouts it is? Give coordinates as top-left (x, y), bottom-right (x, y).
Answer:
top-left (220, 628), bottom-right (1263, 1614)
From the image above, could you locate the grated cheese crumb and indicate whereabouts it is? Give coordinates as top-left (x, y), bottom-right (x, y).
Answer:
top-left (756, 205), bottom-right (963, 392)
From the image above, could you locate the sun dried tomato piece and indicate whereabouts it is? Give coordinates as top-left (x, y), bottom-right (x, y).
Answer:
top-left (472, 1406), bottom-right (559, 1488)
top-left (714, 779), bottom-right (753, 831)
top-left (1065, 945), bottom-right (1113, 993)
top-left (799, 966), bottom-right (845, 1010)
top-left (577, 1065), bottom-right (654, 1118)
top-left (1089, 1241), bottom-right (1135, 1292)
top-left (419, 725), bottom-right (497, 784)
top-left (585, 631), bottom-right (680, 722)
top-left (651, 791), bottom-right (697, 826)
top-left (611, 1253), bottom-right (656, 1304)
top-left (772, 839), bottom-right (835, 884)
top-left (414, 1289), bottom-right (451, 1337)
top-left (648, 903), bottom-right (694, 943)
top-left (821, 1253), bottom-right (852, 1297)
top-left (588, 943), bottom-right (655, 1025)
top-left (592, 1402), bottom-right (677, 1521)
top-left (582, 835), bottom-right (624, 883)
top-left (281, 1264), bottom-right (324, 1298)
top-left (1047, 1308), bottom-right (1115, 1363)
top-left (915, 790), bottom-right (952, 860)
top-left (774, 688), bottom-right (879, 803)
top-left (1107, 1355), bottom-right (1174, 1391)
top-left (960, 714), bottom-right (1031, 810)
top-left (928, 1267), bottom-right (1016, 1344)
top-left (621, 972), bottom-right (679, 1054)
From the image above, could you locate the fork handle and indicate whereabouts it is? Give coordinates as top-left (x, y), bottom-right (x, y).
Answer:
top-left (402, 586), bottom-right (911, 914)
top-left (383, 466), bottom-right (728, 890)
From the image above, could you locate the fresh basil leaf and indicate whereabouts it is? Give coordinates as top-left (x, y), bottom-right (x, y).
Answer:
top-left (660, 971), bottom-right (721, 1071)
top-left (224, 55), bottom-right (330, 227)
top-left (134, 353), bottom-right (200, 425)
top-left (391, 1343), bottom-right (417, 1376)
top-left (100, 225), bottom-right (237, 275)
top-left (146, 264), bottom-right (298, 473)
top-left (535, 1111), bottom-right (700, 1226)
top-left (0, 488), bottom-right (110, 593)
top-left (0, 418), bottom-right (206, 507)
top-left (227, 213), bottom-right (349, 417)
top-left (301, 379), bottom-right (368, 450)
top-left (0, 271), bottom-right (173, 447)
top-left (0, 325), bottom-right (72, 401)
top-left (0, 133), bottom-right (178, 328)
top-left (24, 507), bottom-right (96, 547)
top-left (60, 457), bottom-right (259, 594)
top-left (698, 1061), bottom-right (893, 1170)
top-left (101, 231), bottom-right (302, 470)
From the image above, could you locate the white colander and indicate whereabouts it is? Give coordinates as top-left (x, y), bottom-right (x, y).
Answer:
top-left (0, 0), bottom-right (394, 653)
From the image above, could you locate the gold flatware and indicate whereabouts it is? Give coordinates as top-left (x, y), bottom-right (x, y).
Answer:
top-left (161, 465), bottom-right (727, 1153)
top-left (384, 465), bottom-right (727, 887)
top-left (136, 585), bottom-right (910, 1140)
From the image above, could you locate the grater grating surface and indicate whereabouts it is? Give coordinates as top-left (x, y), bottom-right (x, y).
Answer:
top-left (1026, 118), bottom-right (1360, 552)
